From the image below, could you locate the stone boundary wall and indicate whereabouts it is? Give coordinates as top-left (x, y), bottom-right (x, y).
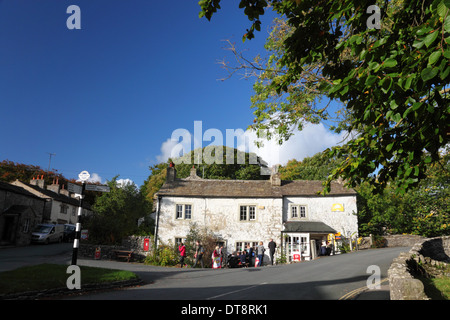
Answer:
top-left (384, 234), bottom-right (425, 248)
top-left (388, 236), bottom-right (450, 300)
top-left (79, 235), bottom-right (154, 261)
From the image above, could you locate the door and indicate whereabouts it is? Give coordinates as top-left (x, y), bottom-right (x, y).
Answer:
top-left (284, 233), bottom-right (310, 262)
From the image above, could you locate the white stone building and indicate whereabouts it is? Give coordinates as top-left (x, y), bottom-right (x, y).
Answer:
top-left (11, 178), bottom-right (92, 225)
top-left (154, 166), bottom-right (358, 263)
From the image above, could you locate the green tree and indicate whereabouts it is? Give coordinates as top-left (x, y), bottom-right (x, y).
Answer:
top-left (199, 0), bottom-right (450, 194)
top-left (86, 176), bottom-right (151, 244)
top-left (279, 151), bottom-right (344, 180)
top-left (142, 146), bottom-right (269, 202)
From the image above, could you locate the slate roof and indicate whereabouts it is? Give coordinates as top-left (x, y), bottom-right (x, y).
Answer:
top-left (283, 221), bottom-right (337, 234)
top-left (156, 178), bottom-right (356, 198)
top-left (0, 180), bottom-right (43, 200)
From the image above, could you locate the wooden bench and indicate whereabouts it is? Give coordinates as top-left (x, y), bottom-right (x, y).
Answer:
top-left (113, 250), bottom-right (133, 262)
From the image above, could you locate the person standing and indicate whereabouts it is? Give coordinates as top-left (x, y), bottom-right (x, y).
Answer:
top-left (178, 242), bottom-right (187, 268)
top-left (192, 240), bottom-right (204, 268)
top-left (268, 238), bottom-right (277, 265)
top-left (256, 241), bottom-right (265, 267)
top-left (212, 246), bottom-right (221, 269)
top-left (246, 244), bottom-right (254, 267)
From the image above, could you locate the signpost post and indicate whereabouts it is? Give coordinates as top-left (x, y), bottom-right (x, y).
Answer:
top-left (70, 170), bottom-right (110, 266)
top-left (71, 171), bottom-right (89, 266)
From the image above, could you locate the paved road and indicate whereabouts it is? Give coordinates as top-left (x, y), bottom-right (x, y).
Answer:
top-left (72, 246), bottom-right (409, 300)
top-left (0, 244), bottom-right (409, 300)
top-left (0, 242), bottom-right (73, 272)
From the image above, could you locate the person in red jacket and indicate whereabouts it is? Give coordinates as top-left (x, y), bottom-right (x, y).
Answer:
top-left (178, 242), bottom-right (187, 268)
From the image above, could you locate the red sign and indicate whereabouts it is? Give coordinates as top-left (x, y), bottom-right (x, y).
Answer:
top-left (143, 238), bottom-right (150, 251)
top-left (95, 247), bottom-right (101, 260)
top-left (293, 254), bottom-right (301, 262)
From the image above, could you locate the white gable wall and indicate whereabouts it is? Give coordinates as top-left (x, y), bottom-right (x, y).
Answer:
top-left (157, 196), bottom-right (283, 253)
top-left (283, 195), bottom-right (358, 237)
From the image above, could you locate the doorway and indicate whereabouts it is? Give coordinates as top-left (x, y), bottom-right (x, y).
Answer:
top-left (284, 233), bottom-right (310, 262)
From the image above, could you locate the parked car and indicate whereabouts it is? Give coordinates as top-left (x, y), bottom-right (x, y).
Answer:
top-left (63, 224), bottom-right (76, 242)
top-left (31, 224), bottom-right (64, 244)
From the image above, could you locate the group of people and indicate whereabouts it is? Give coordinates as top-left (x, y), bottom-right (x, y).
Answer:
top-left (177, 239), bottom-right (278, 268)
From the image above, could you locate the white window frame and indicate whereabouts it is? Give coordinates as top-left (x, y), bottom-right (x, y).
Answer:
top-left (175, 204), bottom-right (193, 220)
top-left (289, 204), bottom-right (308, 220)
top-left (239, 205), bottom-right (257, 222)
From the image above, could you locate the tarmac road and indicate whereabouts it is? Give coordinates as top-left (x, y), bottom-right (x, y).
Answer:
top-left (0, 244), bottom-right (408, 300)
top-left (71, 246), bottom-right (409, 300)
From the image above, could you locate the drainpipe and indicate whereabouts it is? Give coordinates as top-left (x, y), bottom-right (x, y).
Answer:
top-left (154, 195), bottom-right (161, 249)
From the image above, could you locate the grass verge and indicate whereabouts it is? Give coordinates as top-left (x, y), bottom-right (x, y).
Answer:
top-left (0, 263), bottom-right (139, 295)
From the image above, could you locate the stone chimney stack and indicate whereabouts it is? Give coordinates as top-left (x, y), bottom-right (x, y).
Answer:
top-left (166, 162), bottom-right (177, 182)
top-left (60, 184), bottom-right (70, 197)
top-left (270, 165), bottom-right (281, 186)
top-left (30, 176), bottom-right (45, 189)
top-left (47, 178), bottom-right (61, 194)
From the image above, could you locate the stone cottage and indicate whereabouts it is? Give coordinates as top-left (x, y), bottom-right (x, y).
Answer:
top-left (154, 165), bottom-right (358, 263)
top-left (0, 180), bottom-right (46, 246)
top-left (11, 177), bottom-right (92, 225)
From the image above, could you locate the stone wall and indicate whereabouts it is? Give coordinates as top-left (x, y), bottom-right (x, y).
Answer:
top-left (79, 235), bottom-right (154, 261)
top-left (388, 236), bottom-right (450, 300)
top-left (384, 234), bottom-right (425, 248)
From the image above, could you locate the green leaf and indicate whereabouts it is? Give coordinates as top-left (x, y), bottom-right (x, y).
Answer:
top-left (445, 16), bottom-right (450, 32)
top-left (437, 0), bottom-right (449, 17)
top-left (428, 51), bottom-right (441, 65)
top-left (404, 75), bottom-right (414, 90)
top-left (413, 39), bottom-right (425, 49)
top-left (386, 142), bottom-right (394, 152)
top-left (365, 75), bottom-right (377, 86)
top-left (421, 67), bottom-right (439, 81)
top-left (440, 66), bottom-right (450, 80)
top-left (444, 48), bottom-right (450, 59)
top-left (390, 100), bottom-right (399, 110)
top-left (383, 58), bottom-right (397, 68)
top-left (424, 30), bottom-right (439, 47)
top-left (392, 112), bottom-right (402, 123)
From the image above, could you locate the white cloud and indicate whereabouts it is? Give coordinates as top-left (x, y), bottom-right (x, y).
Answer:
top-left (155, 122), bottom-right (350, 168)
top-left (238, 123), bottom-right (350, 167)
top-left (117, 178), bottom-right (135, 188)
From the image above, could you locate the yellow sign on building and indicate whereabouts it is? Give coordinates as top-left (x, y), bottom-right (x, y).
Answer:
top-left (331, 203), bottom-right (344, 212)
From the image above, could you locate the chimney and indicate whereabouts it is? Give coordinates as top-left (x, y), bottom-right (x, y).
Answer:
top-left (188, 165), bottom-right (200, 179)
top-left (166, 162), bottom-right (177, 182)
top-left (270, 165), bottom-right (281, 186)
top-left (30, 176), bottom-right (45, 189)
top-left (47, 181), bottom-right (60, 194)
top-left (60, 184), bottom-right (70, 197)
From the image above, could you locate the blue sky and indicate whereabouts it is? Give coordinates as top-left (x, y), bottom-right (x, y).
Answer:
top-left (0, 1), bottom-right (345, 186)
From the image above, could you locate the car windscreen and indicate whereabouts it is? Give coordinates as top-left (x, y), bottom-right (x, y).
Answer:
top-left (33, 225), bottom-right (52, 233)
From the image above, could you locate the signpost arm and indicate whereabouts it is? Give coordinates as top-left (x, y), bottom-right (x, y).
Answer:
top-left (71, 182), bottom-right (85, 266)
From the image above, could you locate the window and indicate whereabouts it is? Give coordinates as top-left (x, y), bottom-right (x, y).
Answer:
top-left (249, 206), bottom-right (256, 220)
top-left (290, 204), bottom-right (307, 219)
top-left (60, 204), bottom-right (68, 214)
top-left (175, 204), bottom-right (192, 220)
top-left (239, 205), bottom-right (256, 222)
top-left (299, 206), bottom-right (306, 218)
top-left (176, 204), bottom-right (183, 219)
top-left (185, 204), bottom-right (192, 219)
top-left (22, 219), bottom-right (30, 233)
top-left (291, 206), bottom-right (298, 218)
top-left (236, 241), bottom-right (258, 252)
top-left (240, 206), bottom-right (247, 221)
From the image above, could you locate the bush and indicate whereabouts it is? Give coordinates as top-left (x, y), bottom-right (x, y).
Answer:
top-left (144, 243), bottom-right (178, 267)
